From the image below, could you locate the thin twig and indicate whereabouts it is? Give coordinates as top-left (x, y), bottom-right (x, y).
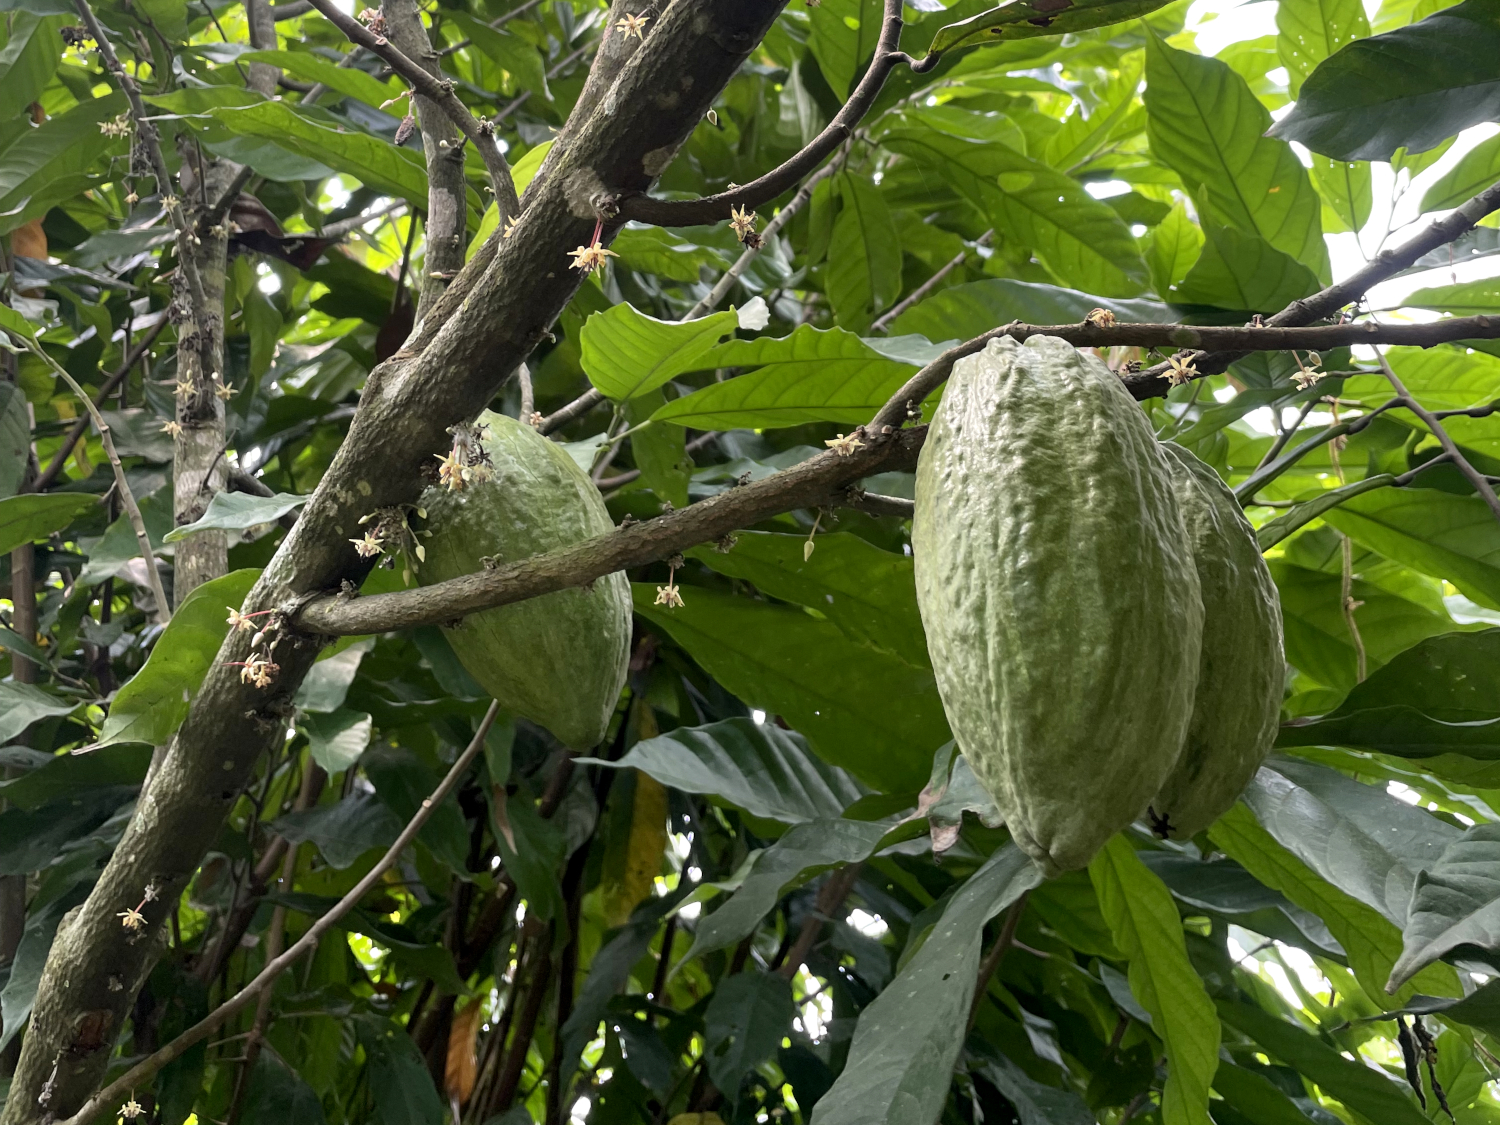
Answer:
top-left (1255, 394), bottom-right (1322, 472)
top-left (967, 891), bottom-right (1030, 1030)
top-left (302, 0), bottom-right (518, 216)
top-left (61, 701), bottom-right (502, 1125)
top-left (1377, 350), bottom-right (1500, 526)
top-left (871, 230), bottom-right (992, 334)
top-left (492, 42), bottom-right (591, 125)
top-left (19, 340), bottom-right (170, 621)
top-left (775, 863), bottom-right (862, 982)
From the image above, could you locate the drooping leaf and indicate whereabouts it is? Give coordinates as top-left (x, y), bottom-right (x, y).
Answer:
top-left (926, 0), bottom-right (1176, 55)
top-left (1256, 476), bottom-right (1396, 549)
top-left (809, 845), bottom-right (1041, 1125)
top-left (0, 681), bottom-right (76, 744)
top-left (1145, 32), bottom-right (1329, 278)
top-left (302, 709), bottom-right (373, 774)
top-left (808, 0), bottom-right (883, 98)
top-left (1174, 223), bottom-right (1321, 312)
top-left (162, 490), bottom-right (306, 542)
top-left (703, 973), bottom-right (798, 1095)
top-left (0, 889), bottom-right (84, 1051)
top-left (0, 492), bottom-right (99, 556)
top-left (1387, 822), bottom-right (1500, 988)
top-left (1090, 836), bottom-right (1218, 1125)
top-left (633, 585), bottom-right (945, 792)
top-left (826, 173), bottom-right (902, 332)
top-left (357, 1017), bottom-right (445, 1125)
top-left (238, 49), bottom-right (399, 107)
top-left (443, 10), bottom-right (547, 98)
top-left (1420, 132), bottom-right (1500, 213)
top-left (0, 786), bottom-right (134, 876)
top-left (580, 302), bottom-right (739, 401)
top-left (94, 570), bottom-right (262, 749)
top-left (0, 744), bottom-right (152, 810)
top-left (884, 118), bottom-right (1149, 296)
top-left (1278, 629), bottom-right (1500, 758)
top-left (973, 1055), bottom-right (1096, 1125)
top-left (610, 226), bottom-right (730, 283)
top-left (681, 818), bottom-right (889, 963)
top-left (0, 93), bottom-right (128, 236)
top-left (272, 793), bottom-right (401, 869)
top-left (239, 1049), bottom-right (327, 1124)
top-left (689, 531), bottom-right (929, 667)
top-left (1268, 0), bottom-right (1500, 161)
top-left (363, 745), bottom-right (470, 875)
top-left (583, 718), bottom-right (869, 824)
top-left (0, 15), bottom-right (61, 125)
top-left (1275, 0), bottom-right (1369, 96)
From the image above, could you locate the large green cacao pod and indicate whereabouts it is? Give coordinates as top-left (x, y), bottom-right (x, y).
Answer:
top-left (913, 336), bottom-right (1203, 875)
top-left (1149, 442), bottom-right (1284, 839)
top-left (418, 411), bottom-right (630, 749)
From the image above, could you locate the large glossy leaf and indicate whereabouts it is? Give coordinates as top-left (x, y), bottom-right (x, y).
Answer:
top-left (1144, 202), bottom-right (1206, 300)
top-left (443, 10), bottom-right (546, 97)
top-left (883, 119), bottom-right (1149, 296)
top-left (704, 973), bottom-right (798, 1095)
top-left (95, 569), bottom-right (262, 748)
top-left (1402, 277), bottom-right (1500, 315)
top-left (682, 818), bottom-right (889, 962)
top-left (1090, 836), bottom-right (1218, 1125)
top-left (0, 787), bottom-right (133, 877)
top-left (238, 49), bottom-right (398, 107)
top-left (809, 0), bottom-right (883, 99)
top-left (1310, 155), bottom-right (1372, 234)
top-left (0, 682), bottom-right (76, 745)
top-left (162, 490), bottom-right (306, 542)
top-left (240, 1050), bottom-right (327, 1124)
top-left (584, 717), bottom-right (869, 824)
top-left (1145, 33), bottom-right (1328, 278)
top-left (689, 531), bottom-right (929, 667)
top-left (1256, 476), bottom-right (1396, 550)
top-left (1388, 822), bottom-right (1500, 987)
top-left (357, 1018), bottom-right (445, 1125)
top-left (580, 303), bottom-right (739, 401)
top-left (1210, 804), bottom-right (1459, 1002)
top-left (1045, 54), bottom-right (1145, 173)
top-left (1279, 630), bottom-right (1500, 757)
top-left (1216, 1001), bottom-right (1429, 1125)
top-left (273, 793), bottom-right (400, 869)
top-left (809, 845), bottom-right (1040, 1125)
top-left (1275, 0), bottom-right (1368, 96)
top-left (1212, 1062), bottom-right (1322, 1125)
top-left (0, 14), bottom-right (61, 122)
top-left (1269, 0), bottom-right (1500, 161)
top-left (1319, 487), bottom-right (1500, 611)
top-left (0, 93), bottom-right (127, 235)
top-left (888, 278), bottom-right (1171, 342)
top-left (1341, 344), bottom-right (1500, 411)
top-left (650, 328), bottom-right (918, 430)
top-left (1420, 133), bottom-right (1500, 213)
top-left (1174, 224), bottom-right (1321, 312)
top-left (926, 0), bottom-right (1175, 54)
top-left (0, 492), bottom-right (97, 556)
top-left (1242, 758), bottom-right (1459, 926)
top-left (827, 173), bottom-right (902, 332)
top-left (633, 585), bottom-right (945, 792)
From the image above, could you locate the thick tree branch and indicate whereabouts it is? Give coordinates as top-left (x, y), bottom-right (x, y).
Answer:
top-left (61, 704), bottom-right (500, 1125)
top-left (1121, 178), bottom-right (1500, 398)
top-left (614, 0), bottom-right (915, 227)
top-left (302, 0), bottom-right (519, 217)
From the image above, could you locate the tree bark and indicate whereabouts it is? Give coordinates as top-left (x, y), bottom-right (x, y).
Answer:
top-left (0, 543), bottom-right (36, 1075)
top-left (0, 4), bottom-right (786, 1118)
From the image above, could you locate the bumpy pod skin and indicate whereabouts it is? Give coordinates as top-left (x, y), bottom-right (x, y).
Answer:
top-left (419, 411), bottom-right (630, 749)
top-left (1150, 442), bottom-right (1284, 839)
top-left (913, 336), bottom-right (1204, 876)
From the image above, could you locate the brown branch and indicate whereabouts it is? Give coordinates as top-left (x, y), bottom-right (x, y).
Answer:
top-left (302, 0), bottom-right (519, 217)
top-left (31, 319), bottom-right (165, 493)
top-left (1377, 350), bottom-right (1500, 525)
top-left (439, 0), bottom-right (544, 55)
top-left (967, 891), bottom-right (1029, 1031)
top-left (61, 703), bottom-right (501, 1125)
top-left (1121, 178), bottom-right (1500, 398)
top-left (294, 428), bottom-right (923, 636)
top-left (871, 230), bottom-right (991, 335)
top-left (491, 917), bottom-right (553, 1114)
top-left (614, 0), bottom-right (915, 227)
top-left (775, 863), bottom-right (862, 981)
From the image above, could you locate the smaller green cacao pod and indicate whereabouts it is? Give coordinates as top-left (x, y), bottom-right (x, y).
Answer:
top-left (418, 411), bottom-right (630, 749)
top-left (914, 336), bottom-right (1204, 876)
top-left (1149, 442), bottom-right (1284, 839)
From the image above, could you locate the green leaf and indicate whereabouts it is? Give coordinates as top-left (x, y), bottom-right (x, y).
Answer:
top-left (1243, 758), bottom-right (1459, 926)
top-left (1216, 1000), bottom-right (1430, 1125)
top-left (884, 118), bottom-right (1149, 296)
top-left (363, 745), bottom-right (470, 875)
top-left (0, 492), bottom-right (97, 556)
top-left (626, 393), bottom-right (691, 508)
top-left (1175, 223), bottom-right (1322, 312)
top-left (704, 973), bottom-right (798, 1094)
top-left (0, 787), bottom-right (132, 876)
top-left (162, 490), bottom-right (305, 542)
top-left (1044, 54), bottom-right (1145, 173)
top-left (1278, 630), bottom-right (1500, 758)
top-left (1211, 1061), bottom-right (1325, 1125)
top-left (1310, 156), bottom-right (1372, 234)
top-left (1256, 475), bottom-right (1396, 549)
top-left (0, 891), bottom-right (81, 1051)
top-left (1388, 822), bottom-right (1500, 988)
top-left (295, 640), bottom-right (371, 714)
top-left (0, 304), bottom-right (36, 344)
top-left (1209, 803), bottom-right (1458, 1002)
top-left (240, 1049), bottom-right (327, 1124)
top-left (827, 173), bottom-right (902, 332)
top-left (651, 326), bottom-right (919, 430)
top-left (444, 11), bottom-right (546, 98)
top-left (303, 709), bottom-right (373, 774)
top-left (206, 101), bottom-right (428, 204)
top-left (1276, 0), bottom-right (1369, 97)
top-left (1342, 344), bottom-right (1500, 411)
top-left (1145, 33), bottom-right (1329, 279)
top-left (1144, 201), bottom-right (1206, 300)
top-left (689, 530), bottom-right (929, 667)
top-left (580, 303), bottom-right (739, 401)
top-left (0, 15), bottom-right (61, 124)
top-left (1090, 836), bottom-right (1218, 1125)
top-left (95, 569), bottom-right (262, 749)
top-left (0, 682), bottom-right (75, 745)
top-left (238, 49), bottom-right (398, 108)
top-left (1320, 487), bottom-right (1500, 611)
top-left (809, 844), bottom-right (1040, 1125)
top-left (1268, 0), bottom-right (1500, 161)
top-left (0, 744), bottom-right (151, 810)
top-left (890, 279), bottom-right (1172, 345)
top-left (1421, 133), bottom-right (1500, 212)
top-left (974, 1056), bottom-right (1096, 1125)
top-left (610, 226), bottom-right (730, 282)
top-left (808, 0), bottom-right (882, 98)
top-left (582, 717), bottom-right (869, 824)
top-left (273, 794), bottom-right (400, 869)
top-left (632, 584), bottom-right (946, 793)
top-left (926, 0), bottom-right (1176, 54)
top-left (1404, 277), bottom-right (1500, 315)
top-left (490, 783), bottom-right (568, 921)
top-left (357, 1018), bottom-right (445, 1125)
top-left (0, 93), bottom-right (128, 236)
top-left (1369, 977), bottom-right (1500, 1037)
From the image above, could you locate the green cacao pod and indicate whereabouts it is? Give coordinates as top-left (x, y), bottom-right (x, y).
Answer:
top-left (1148, 442), bottom-right (1284, 839)
top-left (418, 411), bottom-right (630, 749)
top-left (913, 336), bottom-right (1203, 875)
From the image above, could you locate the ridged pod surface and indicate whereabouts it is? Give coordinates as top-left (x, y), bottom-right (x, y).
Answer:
top-left (1150, 442), bottom-right (1284, 839)
top-left (418, 411), bottom-right (630, 749)
top-left (913, 336), bottom-right (1203, 875)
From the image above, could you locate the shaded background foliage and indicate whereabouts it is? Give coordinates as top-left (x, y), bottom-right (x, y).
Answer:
top-left (1, 0), bottom-right (1500, 1124)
